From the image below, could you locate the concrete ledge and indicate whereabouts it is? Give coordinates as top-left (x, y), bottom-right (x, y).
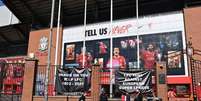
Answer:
top-left (33, 96), bottom-right (68, 101)
top-left (33, 96), bottom-right (93, 101)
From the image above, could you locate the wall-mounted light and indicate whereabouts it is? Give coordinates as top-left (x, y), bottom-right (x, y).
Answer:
top-left (28, 53), bottom-right (35, 59)
top-left (187, 38), bottom-right (194, 57)
top-left (198, 82), bottom-right (201, 86)
top-left (187, 47), bottom-right (194, 57)
top-left (157, 53), bottom-right (162, 62)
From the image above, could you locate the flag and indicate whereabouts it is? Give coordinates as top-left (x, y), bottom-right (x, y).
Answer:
top-left (115, 70), bottom-right (152, 93)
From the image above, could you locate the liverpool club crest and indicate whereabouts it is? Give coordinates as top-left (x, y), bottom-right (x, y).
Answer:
top-left (39, 36), bottom-right (48, 52)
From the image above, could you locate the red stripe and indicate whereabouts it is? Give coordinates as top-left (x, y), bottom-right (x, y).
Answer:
top-left (167, 77), bottom-right (192, 84)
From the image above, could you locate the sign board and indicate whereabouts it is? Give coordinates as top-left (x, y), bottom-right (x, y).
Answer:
top-left (115, 70), bottom-right (152, 93)
top-left (56, 68), bottom-right (91, 96)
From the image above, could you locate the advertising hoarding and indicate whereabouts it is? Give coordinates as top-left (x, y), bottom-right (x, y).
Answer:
top-left (62, 12), bottom-right (187, 76)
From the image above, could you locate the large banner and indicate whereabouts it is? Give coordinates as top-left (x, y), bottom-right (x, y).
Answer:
top-left (56, 68), bottom-right (91, 96)
top-left (63, 13), bottom-right (187, 75)
top-left (115, 70), bottom-right (152, 93)
top-left (63, 31), bottom-right (185, 75)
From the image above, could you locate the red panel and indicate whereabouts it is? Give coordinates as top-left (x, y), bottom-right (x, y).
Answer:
top-left (197, 86), bottom-right (201, 99)
top-left (167, 77), bottom-right (192, 84)
top-left (100, 72), bottom-right (110, 84)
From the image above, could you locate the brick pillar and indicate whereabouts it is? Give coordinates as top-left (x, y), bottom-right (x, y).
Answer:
top-left (156, 62), bottom-right (168, 101)
top-left (91, 65), bottom-right (101, 101)
top-left (21, 58), bottom-right (38, 101)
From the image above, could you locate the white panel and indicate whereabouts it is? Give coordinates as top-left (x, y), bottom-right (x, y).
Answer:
top-left (63, 12), bottom-right (184, 43)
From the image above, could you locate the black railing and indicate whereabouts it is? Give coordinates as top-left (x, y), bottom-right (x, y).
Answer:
top-left (190, 58), bottom-right (201, 99)
top-left (0, 90), bottom-right (22, 101)
top-left (34, 65), bottom-right (92, 96)
top-left (33, 65), bottom-right (157, 97)
top-left (34, 65), bottom-right (57, 96)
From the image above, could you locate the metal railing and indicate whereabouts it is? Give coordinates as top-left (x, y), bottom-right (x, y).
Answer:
top-left (34, 65), bottom-right (56, 96)
top-left (190, 58), bottom-right (201, 99)
top-left (33, 65), bottom-right (157, 98)
top-left (0, 91), bottom-right (22, 101)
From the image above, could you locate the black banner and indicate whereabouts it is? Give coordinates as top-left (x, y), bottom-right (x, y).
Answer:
top-left (115, 70), bottom-right (152, 93)
top-left (56, 68), bottom-right (91, 96)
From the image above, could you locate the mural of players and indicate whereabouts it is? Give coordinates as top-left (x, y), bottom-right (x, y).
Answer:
top-left (76, 48), bottom-right (93, 68)
top-left (113, 36), bottom-right (137, 70)
top-left (99, 41), bottom-right (107, 54)
top-left (107, 47), bottom-right (126, 70)
top-left (140, 43), bottom-right (159, 70)
top-left (66, 44), bottom-right (75, 60)
top-left (139, 31), bottom-right (184, 75)
top-left (63, 31), bottom-right (184, 75)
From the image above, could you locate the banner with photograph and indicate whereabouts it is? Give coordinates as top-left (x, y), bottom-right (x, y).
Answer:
top-left (63, 40), bottom-right (110, 69)
top-left (63, 31), bottom-right (185, 75)
top-left (115, 70), bottom-right (152, 93)
top-left (56, 68), bottom-right (91, 96)
top-left (63, 13), bottom-right (187, 75)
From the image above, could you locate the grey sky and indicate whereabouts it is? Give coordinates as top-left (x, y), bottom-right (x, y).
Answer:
top-left (0, 5), bottom-right (20, 27)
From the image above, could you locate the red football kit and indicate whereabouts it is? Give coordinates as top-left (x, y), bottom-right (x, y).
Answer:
top-left (142, 51), bottom-right (156, 69)
top-left (99, 42), bottom-right (107, 54)
top-left (112, 56), bottom-right (126, 69)
top-left (106, 56), bottom-right (126, 69)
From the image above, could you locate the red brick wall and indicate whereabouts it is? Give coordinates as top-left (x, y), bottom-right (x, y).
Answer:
top-left (27, 28), bottom-right (63, 65)
top-left (33, 96), bottom-right (93, 101)
top-left (156, 62), bottom-right (168, 101)
top-left (184, 7), bottom-right (201, 100)
top-left (21, 59), bottom-right (38, 101)
top-left (184, 7), bottom-right (201, 60)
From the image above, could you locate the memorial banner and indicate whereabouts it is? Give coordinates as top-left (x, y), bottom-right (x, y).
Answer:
top-left (115, 70), bottom-right (152, 93)
top-left (56, 68), bottom-right (91, 96)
